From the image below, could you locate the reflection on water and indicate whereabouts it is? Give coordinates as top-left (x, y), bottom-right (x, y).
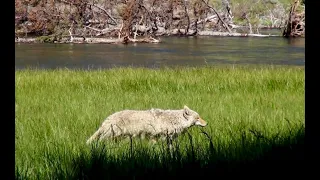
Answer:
top-left (15, 36), bottom-right (305, 70)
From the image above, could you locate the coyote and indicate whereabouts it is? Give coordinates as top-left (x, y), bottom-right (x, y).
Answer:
top-left (86, 105), bottom-right (207, 144)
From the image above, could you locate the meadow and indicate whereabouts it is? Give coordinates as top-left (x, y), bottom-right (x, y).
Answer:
top-left (15, 65), bottom-right (305, 179)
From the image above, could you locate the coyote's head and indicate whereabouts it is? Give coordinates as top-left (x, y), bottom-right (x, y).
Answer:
top-left (183, 105), bottom-right (207, 127)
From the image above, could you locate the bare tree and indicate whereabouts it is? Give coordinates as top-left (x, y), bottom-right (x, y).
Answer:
top-left (201, 0), bottom-right (232, 33)
top-left (283, 0), bottom-right (305, 37)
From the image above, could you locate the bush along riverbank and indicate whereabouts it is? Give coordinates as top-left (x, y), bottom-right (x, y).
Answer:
top-left (15, 66), bottom-right (305, 179)
top-left (15, 0), bottom-right (305, 44)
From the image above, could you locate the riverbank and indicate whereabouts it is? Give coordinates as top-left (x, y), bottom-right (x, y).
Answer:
top-left (16, 66), bottom-right (304, 179)
top-left (16, 0), bottom-right (305, 44)
top-left (15, 29), bottom-right (282, 44)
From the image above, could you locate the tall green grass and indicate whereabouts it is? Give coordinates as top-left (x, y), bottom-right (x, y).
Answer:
top-left (15, 65), bottom-right (304, 179)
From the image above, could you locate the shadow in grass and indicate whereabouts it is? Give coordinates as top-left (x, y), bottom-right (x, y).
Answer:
top-left (16, 125), bottom-right (304, 179)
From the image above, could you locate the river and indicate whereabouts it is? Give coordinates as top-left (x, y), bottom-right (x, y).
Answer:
top-left (15, 36), bottom-right (305, 70)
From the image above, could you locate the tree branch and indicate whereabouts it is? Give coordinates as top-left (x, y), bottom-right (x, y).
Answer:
top-left (87, 2), bottom-right (118, 25)
top-left (182, 0), bottom-right (190, 35)
top-left (201, 0), bottom-right (232, 33)
top-left (58, 0), bottom-right (117, 25)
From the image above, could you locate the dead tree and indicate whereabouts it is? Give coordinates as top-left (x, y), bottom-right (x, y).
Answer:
top-left (283, 0), bottom-right (305, 37)
top-left (182, 0), bottom-right (190, 35)
top-left (221, 0), bottom-right (234, 27)
top-left (242, 12), bottom-right (253, 34)
top-left (201, 0), bottom-right (232, 33)
top-left (189, 0), bottom-right (208, 35)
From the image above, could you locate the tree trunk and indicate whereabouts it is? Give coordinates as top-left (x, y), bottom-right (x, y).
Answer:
top-left (283, 0), bottom-right (305, 37)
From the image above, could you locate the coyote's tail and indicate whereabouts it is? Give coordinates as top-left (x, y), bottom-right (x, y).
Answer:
top-left (86, 125), bottom-right (112, 145)
top-left (86, 129), bottom-right (102, 144)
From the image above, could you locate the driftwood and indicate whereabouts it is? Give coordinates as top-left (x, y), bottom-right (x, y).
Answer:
top-left (127, 36), bottom-right (160, 43)
top-left (15, 37), bottom-right (37, 43)
top-left (198, 31), bottom-right (279, 37)
top-left (15, 36), bottom-right (160, 44)
top-left (15, 30), bottom-right (280, 44)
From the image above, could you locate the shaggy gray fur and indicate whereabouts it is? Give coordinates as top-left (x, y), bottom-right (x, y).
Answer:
top-left (86, 105), bottom-right (207, 144)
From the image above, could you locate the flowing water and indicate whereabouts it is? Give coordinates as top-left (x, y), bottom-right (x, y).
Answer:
top-left (15, 36), bottom-right (305, 70)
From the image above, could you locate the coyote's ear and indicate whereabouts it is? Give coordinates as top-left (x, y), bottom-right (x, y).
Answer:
top-left (183, 105), bottom-right (191, 116)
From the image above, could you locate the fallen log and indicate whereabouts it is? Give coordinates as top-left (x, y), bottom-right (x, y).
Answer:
top-left (15, 31), bottom-right (281, 44)
top-left (15, 29), bottom-right (283, 44)
top-left (15, 36), bottom-right (161, 44)
top-left (127, 36), bottom-right (160, 43)
top-left (15, 37), bottom-right (37, 43)
top-left (198, 31), bottom-right (280, 37)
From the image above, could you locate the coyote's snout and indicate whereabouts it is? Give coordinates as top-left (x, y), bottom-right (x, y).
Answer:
top-left (86, 105), bottom-right (207, 144)
top-left (195, 117), bottom-right (207, 127)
